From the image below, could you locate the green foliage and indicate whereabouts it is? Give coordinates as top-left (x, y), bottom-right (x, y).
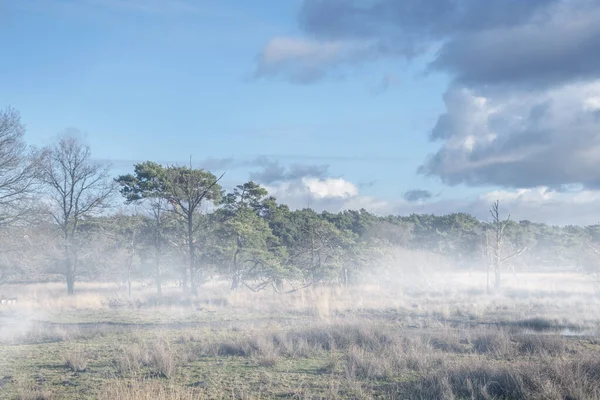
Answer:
top-left (5, 151), bottom-right (600, 291)
top-left (206, 182), bottom-right (285, 290)
top-left (161, 165), bottom-right (222, 212)
top-left (116, 161), bottom-right (224, 293)
top-left (116, 161), bottom-right (166, 203)
top-left (283, 209), bottom-right (356, 284)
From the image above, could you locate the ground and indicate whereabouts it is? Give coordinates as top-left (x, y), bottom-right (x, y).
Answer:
top-left (0, 272), bottom-right (599, 399)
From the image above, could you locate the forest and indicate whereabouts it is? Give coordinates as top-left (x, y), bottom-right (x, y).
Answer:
top-left (2, 106), bottom-right (600, 296)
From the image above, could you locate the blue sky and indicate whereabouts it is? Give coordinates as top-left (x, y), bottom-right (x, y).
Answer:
top-left (3, 0), bottom-right (600, 224)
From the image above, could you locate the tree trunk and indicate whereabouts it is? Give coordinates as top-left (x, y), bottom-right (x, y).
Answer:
top-left (340, 267), bottom-right (348, 285)
top-left (486, 262), bottom-right (490, 295)
top-left (66, 258), bottom-right (75, 295)
top-left (64, 237), bottom-right (76, 295)
top-left (190, 268), bottom-right (199, 295)
top-left (128, 231), bottom-right (136, 297)
top-left (274, 278), bottom-right (284, 293)
top-left (231, 274), bottom-right (239, 291)
top-left (155, 257), bottom-right (162, 296)
top-left (494, 254), bottom-right (501, 291)
top-left (182, 265), bottom-right (189, 293)
top-left (127, 268), bottom-right (131, 297)
top-left (155, 221), bottom-right (163, 296)
top-left (230, 240), bottom-right (241, 291)
top-left (187, 215), bottom-right (196, 296)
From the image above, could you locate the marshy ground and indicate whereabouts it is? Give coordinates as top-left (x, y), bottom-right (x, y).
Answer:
top-left (0, 272), bottom-right (599, 399)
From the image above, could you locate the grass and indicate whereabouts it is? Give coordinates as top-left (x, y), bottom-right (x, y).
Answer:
top-left (62, 346), bottom-right (89, 372)
top-left (0, 273), bottom-right (600, 398)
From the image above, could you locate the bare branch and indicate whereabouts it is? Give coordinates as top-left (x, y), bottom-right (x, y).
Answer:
top-left (0, 107), bottom-right (45, 226)
top-left (501, 247), bottom-right (528, 263)
top-left (39, 135), bottom-right (116, 294)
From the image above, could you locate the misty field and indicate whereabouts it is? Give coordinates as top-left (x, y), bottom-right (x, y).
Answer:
top-left (0, 272), bottom-right (599, 399)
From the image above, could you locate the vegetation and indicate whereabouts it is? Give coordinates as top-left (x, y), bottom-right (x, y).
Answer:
top-left (2, 106), bottom-right (600, 398)
top-left (0, 279), bottom-right (599, 399)
top-left (0, 107), bottom-right (598, 296)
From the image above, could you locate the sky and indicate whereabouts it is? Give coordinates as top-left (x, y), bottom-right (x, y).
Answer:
top-left (2, 0), bottom-right (600, 225)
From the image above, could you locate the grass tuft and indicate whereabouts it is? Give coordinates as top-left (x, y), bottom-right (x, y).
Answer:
top-left (62, 347), bottom-right (88, 372)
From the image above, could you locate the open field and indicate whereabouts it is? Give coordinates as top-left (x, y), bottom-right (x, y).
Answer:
top-left (1, 272), bottom-right (600, 399)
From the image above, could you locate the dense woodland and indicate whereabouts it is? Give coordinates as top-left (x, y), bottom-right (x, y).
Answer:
top-left (2, 106), bottom-right (600, 295)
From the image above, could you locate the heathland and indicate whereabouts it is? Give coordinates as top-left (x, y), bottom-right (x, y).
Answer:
top-left (1, 272), bottom-right (599, 399)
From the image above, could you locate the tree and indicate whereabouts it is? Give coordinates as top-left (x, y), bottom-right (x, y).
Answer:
top-left (0, 107), bottom-right (43, 226)
top-left (210, 208), bottom-right (283, 291)
top-left (285, 209), bottom-right (355, 288)
top-left (212, 181), bottom-right (285, 290)
top-left (161, 165), bottom-right (223, 294)
top-left (40, 136), bottom-right (115, 295)
top-left (485, 200), bottom-right (526, 293)
top-left (221, 181), bottom-right (272, 217)
top-left (108, 212), bottom-right (144, 296)
top-left (116, 161), bottom-right (175, 295)
top-left (119, 162), bottom-right (225, 295)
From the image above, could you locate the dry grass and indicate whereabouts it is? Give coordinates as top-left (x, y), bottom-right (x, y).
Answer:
top-left (62, 346), bottom-right (89, 372)
top-left (251, 336), bottom-right (281, 367)
top-left (471, 329), bottom-right (514, 357)
top-left (98, 379), bottom-right (203, 400)
top-left (16, 388), bottom-right (56, 400)
top-left (114, 338), bottom-right (179, 378)
top-left (2, 273), bottom-right (600, 398)
top-left (395, 356), bottom-right (600, 400)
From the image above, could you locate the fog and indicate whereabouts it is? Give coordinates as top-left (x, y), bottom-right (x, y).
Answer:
top-left (3, 0), bottom-right (600, 394)
top-left (2, 221), bottom-right (600, 398)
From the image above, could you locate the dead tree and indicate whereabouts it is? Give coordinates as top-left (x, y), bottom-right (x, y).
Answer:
top-left (481, 228), bottom-right (491, 293)
top-left (486, 200), bottom-right (526, 293)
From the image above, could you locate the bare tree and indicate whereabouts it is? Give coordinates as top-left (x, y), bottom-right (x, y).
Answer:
top-left (486, 200), bottom-right (526, 293)
top-left (40, 136), bottom-right (116, 295)
top-left (481, 229), bottom-right (491, 293)
top-left (0, 107), bottom-right (43, 226)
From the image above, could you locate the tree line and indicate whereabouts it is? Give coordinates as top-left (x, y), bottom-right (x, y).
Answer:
top-left (1, 106), bottom-right (600, 295)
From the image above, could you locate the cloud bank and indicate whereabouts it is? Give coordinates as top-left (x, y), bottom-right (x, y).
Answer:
top-left (264, 173), bottom-right (600, 226)
top-left (254, 0), bottom-right (600, 196)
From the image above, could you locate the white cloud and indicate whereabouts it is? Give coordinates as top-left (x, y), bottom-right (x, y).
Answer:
top-left (343, 195), bottom-right (393, 214)
top-left (302, 177), bottom-right (358, 199)
top-left (382, 187), bottom-right (600, 226)
top-left (584, 96), bottom-right (600, 111)
top-left (479, 187), bottom-right (555, 205)
top-left (264, 177), bottom-right (393, 213)
top-left (472, 187), bottom-right (600, 225)
top-left (262, 174), bottom-right (600, 226)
